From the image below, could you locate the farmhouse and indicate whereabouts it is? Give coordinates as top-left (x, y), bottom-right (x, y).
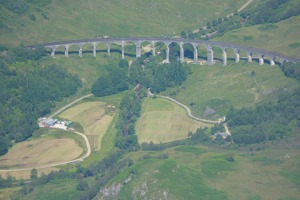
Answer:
top-left (42, 118), bottom-right (57, 127)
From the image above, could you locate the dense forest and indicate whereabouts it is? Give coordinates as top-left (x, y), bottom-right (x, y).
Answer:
top-left (0, 47), bottom-right (82, 155)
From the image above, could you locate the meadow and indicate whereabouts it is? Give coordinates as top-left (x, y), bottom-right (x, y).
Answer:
top-left (0, 129), bottom-right (85, 179)
top-left (163, 60), bottom-right (300, 119)
top-left (0, 0), bottom-right (247, 46)
top-left (59, 101), bottom-right (115, 151)
top-left (135, 98), bottom-right (211, 143)
top-left (98, 137), bottom-right (300, 200)
top-left (214, 15), bottom-right (300, 58)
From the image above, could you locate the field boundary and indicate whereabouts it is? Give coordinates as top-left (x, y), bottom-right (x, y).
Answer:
top-left (0, 130), bottom-right (90, 172)
top-left (0, 95), bottom-right (94, 172)
top-left (155, 95), bottom-right (231, 136)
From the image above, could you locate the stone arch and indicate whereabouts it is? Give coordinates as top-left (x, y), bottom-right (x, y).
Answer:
top-left (182, 43), bottom-right (194, 62)
top-left (168, 41), bottom-right (181, 62)
top-left (211, 45), bottom-right (224, 65)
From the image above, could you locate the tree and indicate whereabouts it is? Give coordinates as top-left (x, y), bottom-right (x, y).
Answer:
top-left (30, 168), bottom-right (38, 179)
top-left (118, 59), bottom-right (129, 69)
top-left (181, 31), bottom-right (187, 39)
top-left (76, 180), bottom-right (88, 191)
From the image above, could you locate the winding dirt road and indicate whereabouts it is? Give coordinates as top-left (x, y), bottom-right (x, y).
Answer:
top-left (156, 95), bottom-right (231, 136)
top-left (0, 95), bottom-right (93, 172)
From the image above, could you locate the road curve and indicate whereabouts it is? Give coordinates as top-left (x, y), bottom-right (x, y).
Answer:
top-left (156, 95), bottom-right (232, 136)
top-left (157, 95), bottom-right (219, 124)
top-left (0, 94), bottom-right (94, 172)
top-left (0, 130), bottom-right (91, 172)
top-left (49, 94), bottom-right (93, 118)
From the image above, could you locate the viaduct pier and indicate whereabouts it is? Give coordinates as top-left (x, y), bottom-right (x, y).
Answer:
top-left (26, 37), bottom-right (300, 65)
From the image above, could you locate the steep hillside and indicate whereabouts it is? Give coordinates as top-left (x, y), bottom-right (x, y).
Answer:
top-left (214, 15), bottom-right (300, 58)
top-left (0, 0), bottom-right (247, 46)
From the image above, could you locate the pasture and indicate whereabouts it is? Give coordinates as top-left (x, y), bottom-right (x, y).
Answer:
top-left (136, 98), bottom-right (211, 143)
top-left (101, 138), bottom-right (300, 200)
top-left (59, 101), bottom-right (115, 151)
top-left (215, 15), bottom-right (300, 58)
top-left (0, 129), bottom-right (84, 179)
top-left (0, 0), bottom-right (247, 46)
top-left (164, 61), bottom-right (300, 119)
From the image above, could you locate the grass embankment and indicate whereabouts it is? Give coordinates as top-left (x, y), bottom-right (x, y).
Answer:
top-left (136, 98), bottom-right (211, 143)
top-left (214, 15), bottom-right (300, 58)
top-left (101, 138), bottom-right (300, 200)
top-left (0, 0), bottom-right (247, 46)
top-left (164, 61), bottom-right (299, 119)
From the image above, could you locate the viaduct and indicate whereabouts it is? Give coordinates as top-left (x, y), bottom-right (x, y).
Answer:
top-left (26, 37), bottom-right (300, 66)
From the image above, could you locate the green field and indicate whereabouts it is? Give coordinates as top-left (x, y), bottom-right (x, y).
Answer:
top-left (214, 15), bottom-right (300, 58)
top-left (136, 98), bottom-right (211, 143)
top-left (19, 179), bottom-right (80, 200)
top-left (96, 138), bottom-right (300, 200)
top-left (163, 61), bottom-right (300, 119)
top-left (0, 0), bottom-right (247, 46)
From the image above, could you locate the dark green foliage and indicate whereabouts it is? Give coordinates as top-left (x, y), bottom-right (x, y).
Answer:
top-left (227, 89), bottom-right (300, 144)
top-left (5, 46), bottom-right (46, 63)
top-left (0, 48), bottom-right (81, 155)
top-left (118, 59), bottom-right (129, 69)
top-left (115, 91), bottom-right (143, 149)
top-left (0, 0), bottom-right (29, 14)
top-left (92, 67), bottom-right (128, 97)
top-left (0, 0), bottom-right (51, 15)
top-left (210, 124), bottom-right (225, 134)
top-left (30, 168), bottom-right (38, 179)
top-left (181, 31), bottom-right (187, 39)
top-left (76, 180), bottom-right (88, 191)
top-left (29, 14), bottom-right (36, 21)
top-left (192, 0), bottom-right (300, 40)
top-left (152, 61), bottom-right (189, 93)
top-left (280, 62), bottom-right (300, 81)
top-left (244, 0), bottom-right (300, 25)
top-left (0, 175), bottom-right (16, 188)
top-left (141, 128), bottom-right (210, 151)
top-left (0, 136), bottom-right (12, 155)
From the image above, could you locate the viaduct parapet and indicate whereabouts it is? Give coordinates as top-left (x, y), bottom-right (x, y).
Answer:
top-left (25, 37), bottom-right (300, 66)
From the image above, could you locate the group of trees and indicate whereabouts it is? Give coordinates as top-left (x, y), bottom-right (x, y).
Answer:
top-left (280, 62), bottom-right (300, 81)
top-left (0, 47), bottom-right (82, 155)
top-left (243, 0), bottom-right (300, 25)
top-left (227, 88), bottom-right (300, 144)
top-left (114, 90), bottom-right (145, 150)
top-left (92, 63), bottom-right (128, 97)
top-left (151, 61), bottom-right (190, 93)
top-left (182, 0), bottom-right (300, 40)
top-left (20, 150), bottom-right (132, 200)
top-left (0, 0), bottom-right (52, 14)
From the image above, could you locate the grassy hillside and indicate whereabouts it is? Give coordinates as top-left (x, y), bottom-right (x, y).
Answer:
top-left (136, 98), bottom-right (211, 143)
top-left (214, 15), bottom-right (300, 58)
top-left (96, 137), bottom-right (300, 200)
top-left (162, 61), bottom-right (300, 119)
top-left (0, 0), bottom-right (247, 46)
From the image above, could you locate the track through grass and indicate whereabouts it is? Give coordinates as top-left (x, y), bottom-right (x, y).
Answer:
top-left (136, 98), bottom-right (211, 143)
